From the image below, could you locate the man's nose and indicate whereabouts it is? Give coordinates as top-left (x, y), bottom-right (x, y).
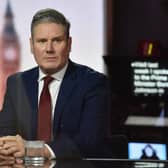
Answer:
top-left (46, 41), bottom-right (54, 52)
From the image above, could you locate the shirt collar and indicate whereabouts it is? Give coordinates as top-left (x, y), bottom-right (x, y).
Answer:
top-left (38, 63), bottom-right (68, 82)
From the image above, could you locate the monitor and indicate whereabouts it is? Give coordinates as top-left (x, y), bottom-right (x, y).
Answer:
top-left (107, 56), bottom-right (168, 102)
top-left (128, 142), bottom-right (167, 160)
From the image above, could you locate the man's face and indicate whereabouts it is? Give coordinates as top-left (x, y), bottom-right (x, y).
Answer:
top-left (30, 22), bottom-right (71, 74)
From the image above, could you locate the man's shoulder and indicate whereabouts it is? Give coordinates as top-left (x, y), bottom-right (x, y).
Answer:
top-left (68, 61), bottom-right (107, 89)
top-left (70, 61), bottom-right (106, 80)
top-left (8, 67), bottom-right (38, 81)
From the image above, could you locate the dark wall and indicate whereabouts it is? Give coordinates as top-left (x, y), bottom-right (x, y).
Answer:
top-left (109, 0), bottom-right (168, 56)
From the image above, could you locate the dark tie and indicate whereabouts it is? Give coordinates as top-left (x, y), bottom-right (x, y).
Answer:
top-left (37, 75), bottom-right (53, 142)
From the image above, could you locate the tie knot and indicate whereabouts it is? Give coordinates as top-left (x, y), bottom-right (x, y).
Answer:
top-left (43, 76), bottom-right (54, 86)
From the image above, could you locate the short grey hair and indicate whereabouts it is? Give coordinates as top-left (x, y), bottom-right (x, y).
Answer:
top-left (31, 8), bottom-right (70, 38)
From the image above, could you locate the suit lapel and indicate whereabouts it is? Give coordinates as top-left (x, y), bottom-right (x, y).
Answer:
top-left (53, 61), bottom-right (78, 133)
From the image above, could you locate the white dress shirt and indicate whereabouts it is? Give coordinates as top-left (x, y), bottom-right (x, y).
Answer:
top-left (38, 63), bottom-right (68, 117)
top-left (38, 63), bottom-right (68, 159)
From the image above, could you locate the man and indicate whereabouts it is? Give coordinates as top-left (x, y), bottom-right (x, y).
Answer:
top-left (0, 8), bottom-right (108, 162)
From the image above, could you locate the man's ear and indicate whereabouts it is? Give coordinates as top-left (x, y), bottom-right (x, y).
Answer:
top-left (29, 37), bottom-right (33, 54)
top-left (68, 36), bottom-right (72, 53)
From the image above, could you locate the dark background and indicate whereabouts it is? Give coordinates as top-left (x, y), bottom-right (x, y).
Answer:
top-left (105, 0), bottom-right (168, 145)
top-left (107, 0), bottom-right (168, 56)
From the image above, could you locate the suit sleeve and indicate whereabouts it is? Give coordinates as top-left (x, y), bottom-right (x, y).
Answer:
top-left (0, 77), bottom-right (17, 136)
top-left (74, 75), bottom-right (109, 156)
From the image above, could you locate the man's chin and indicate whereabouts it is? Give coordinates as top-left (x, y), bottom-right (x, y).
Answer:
top-left (40, 66), bottom-right (61, 75)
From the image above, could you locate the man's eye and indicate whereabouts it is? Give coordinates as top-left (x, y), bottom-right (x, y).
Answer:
top-left (53, 38), bottom-right (63, 42)
top-left (37, 39), bottom-right (46, 43)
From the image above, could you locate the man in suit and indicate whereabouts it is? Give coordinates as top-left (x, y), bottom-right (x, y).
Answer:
top-left (0, 8), bottom-right (108, 163)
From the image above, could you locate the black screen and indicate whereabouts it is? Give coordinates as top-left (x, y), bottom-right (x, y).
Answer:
top-left (108, 56), bottom-right (168, 102)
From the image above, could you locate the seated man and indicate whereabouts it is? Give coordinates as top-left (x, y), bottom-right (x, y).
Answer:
top-left (0, 8), bottom-right (109, 163)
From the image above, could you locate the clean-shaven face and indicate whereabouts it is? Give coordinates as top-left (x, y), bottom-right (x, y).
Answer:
top-left (30, 22), bottom-right (71, 74)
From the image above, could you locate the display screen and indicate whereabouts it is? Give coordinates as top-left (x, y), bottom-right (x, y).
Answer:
top-left (128, 142), bottom-right (167, 160)
top-left (108, 56), bottom-right (168, 102)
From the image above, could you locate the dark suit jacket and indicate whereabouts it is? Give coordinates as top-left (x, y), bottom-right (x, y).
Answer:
top-left (0, 60), bottom-right (109, 158)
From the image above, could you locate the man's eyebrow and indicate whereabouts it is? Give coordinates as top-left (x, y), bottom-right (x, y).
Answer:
top-left (53, 35), bottom-right (65, 39)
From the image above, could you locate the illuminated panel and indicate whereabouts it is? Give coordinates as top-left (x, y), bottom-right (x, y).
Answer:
top-left (137, 40), bottom-right (160, 57)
